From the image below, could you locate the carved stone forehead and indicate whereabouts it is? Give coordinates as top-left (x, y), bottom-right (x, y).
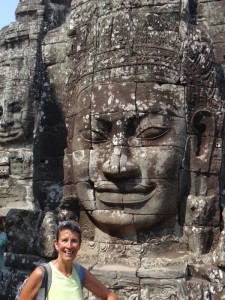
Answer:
top-left (0, 80), bottom-right (30, 107)
top-left (0, 56), bottom-right (35, 82)
top-left (0, 31), bottom-right (37, 106)
top-left (0, 59), bottom-right (32, 105)
top-left (76, 82), bottom-right (185, 117)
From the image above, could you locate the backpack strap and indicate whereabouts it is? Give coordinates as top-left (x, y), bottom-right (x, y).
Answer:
top-left (74, 263), bottom-right (85, 285)
top-left (36, 263), bottom-right (52, 300)
top-left (43, 263), bottom-right (52, 296)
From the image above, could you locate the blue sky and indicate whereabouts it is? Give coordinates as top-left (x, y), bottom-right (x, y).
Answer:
top-left (0, 1), bottom-right (19, 29)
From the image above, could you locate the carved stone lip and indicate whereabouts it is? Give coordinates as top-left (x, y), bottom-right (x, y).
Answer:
top-left (96, 183), bottom-right (156, 205)
top-left (0, 130), bottom-right (21, 138)
top-left (96, 182), bottom-right (156, 193)
top-left (96, 190), bottom-right (156, 205)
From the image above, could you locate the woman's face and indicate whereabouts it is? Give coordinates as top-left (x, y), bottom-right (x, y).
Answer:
top-left (55, 229), bottom-right (81, 262)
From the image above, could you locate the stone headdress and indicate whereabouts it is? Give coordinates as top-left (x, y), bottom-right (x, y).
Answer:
top-left (67, 0), bottom-right (222, 117)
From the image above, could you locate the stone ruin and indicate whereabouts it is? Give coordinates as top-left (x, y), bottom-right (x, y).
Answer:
top-left (1, 0), bottom-right (225, 299)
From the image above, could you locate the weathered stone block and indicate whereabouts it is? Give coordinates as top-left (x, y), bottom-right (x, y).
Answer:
top-left (91, 264), bottom-right (139, 288)
top-left (0, 165), bottom-right (9, 176)
top-left (72, 150), bottom-right (90, 183)
top-left (189, 264), bottom-right (225, 285)
top-left (183, 226), bottom-right (218, 254)
top-left (4, 252), bottom-right (47, 270)
top-left (33, 180), bottom-right (63, 210)
top-left (184, 195), bottom-right (220, 226)
top-left (63, 153), bottom-right (74, 184)
top-left (140, 278), bottom-right (188, 299)
top-left (197, 2), bottom-right (225, 26)
top-left (138, 265), bottom-right (187, 280)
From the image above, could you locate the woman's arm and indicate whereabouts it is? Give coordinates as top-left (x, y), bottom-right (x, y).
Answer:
top-left (83, 268), bottom-right (118, 300)
top-left (18, 267), bottom-right (43, 300)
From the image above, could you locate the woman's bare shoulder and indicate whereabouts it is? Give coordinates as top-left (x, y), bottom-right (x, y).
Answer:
top-left (31, 266), bottom-right (44, 279)
top-left (18, 266), bottom-right (44, 300)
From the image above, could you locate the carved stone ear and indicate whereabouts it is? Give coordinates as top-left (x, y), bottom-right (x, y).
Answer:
top-left (182, 110), bottom-right (215, 172)
top-left (192, 110), bottom-right (215, 139)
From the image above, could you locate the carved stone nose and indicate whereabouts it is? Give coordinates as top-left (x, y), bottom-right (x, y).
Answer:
top-left (0, 118), bottom-right (7, 127)
top-left (0, 117), bottom-right (13, 128)
top-left (102, 147), bottom-right (140, 180)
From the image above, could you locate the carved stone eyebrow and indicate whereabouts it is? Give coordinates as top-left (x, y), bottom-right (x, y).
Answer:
top-left (138, 107), bottom-right (180, 117)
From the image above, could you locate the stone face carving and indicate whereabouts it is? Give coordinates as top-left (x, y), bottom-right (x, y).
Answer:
top-left (71, 82), bottom-right (187, 233)
top-left (61, 1), bottom-right (225, 298)
top-left (0, 37), bottom-right (35, 144)
top-left (0, 0), bottom-right (68, 216)
top-left (0, 21), bottom-right (38, 214)
top-left (64, 1), bottom-right (223, 241)
top-left (1, 0), bottom-right (225, 299)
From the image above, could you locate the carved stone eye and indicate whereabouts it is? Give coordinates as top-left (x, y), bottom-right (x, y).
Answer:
top-left (79, 129), bottom-right (108, 143)
top-left (137, 127), bottom-right (170, 140)
top-left (0, 107), bottom-right (3, 117)
top-left (8, 102), bottom-right (22, 114)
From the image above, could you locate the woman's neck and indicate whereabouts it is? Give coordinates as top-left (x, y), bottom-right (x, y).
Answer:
top-left (52, 258), bottom-right (73, 277)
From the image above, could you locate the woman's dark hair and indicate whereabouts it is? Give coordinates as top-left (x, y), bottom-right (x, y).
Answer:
top-left (56, 220), bottom-right (81, 243)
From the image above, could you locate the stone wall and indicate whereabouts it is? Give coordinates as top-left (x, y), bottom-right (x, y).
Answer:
top-left (0, 0), bottom-right (68, 216)
top-left (1, 0), bottom-right (225, 299)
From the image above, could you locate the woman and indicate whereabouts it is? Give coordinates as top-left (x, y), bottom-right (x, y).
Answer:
top-left (18, 221), bottom-right (118, 300)
top-left (0, 217), bottom-right (8, 281)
